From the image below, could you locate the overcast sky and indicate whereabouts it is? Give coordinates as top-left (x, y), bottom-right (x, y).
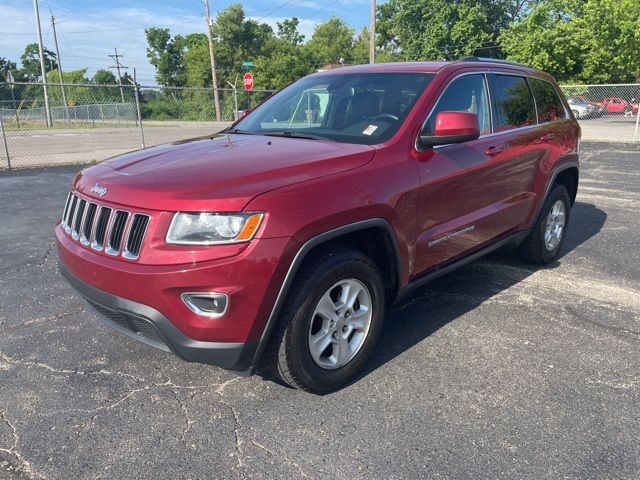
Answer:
top-left (1, 0), bottom-right (375, 85)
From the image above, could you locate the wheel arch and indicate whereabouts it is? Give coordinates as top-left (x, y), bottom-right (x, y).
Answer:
top-left (553, 164), bottom-right (579, 206)
top-left (249, 218), bottom-right (403, 371)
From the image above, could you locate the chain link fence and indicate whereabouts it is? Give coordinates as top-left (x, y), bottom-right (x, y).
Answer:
top-left (0, 82), bottom-right (273, 169)
top-left (0, 81), bottom-right (638, 170)
top-left (559, 84), bottom-right (640, 143)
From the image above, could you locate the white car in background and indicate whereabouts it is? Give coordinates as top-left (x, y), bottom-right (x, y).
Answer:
top-left (567, 97), bottom-right (602, 119)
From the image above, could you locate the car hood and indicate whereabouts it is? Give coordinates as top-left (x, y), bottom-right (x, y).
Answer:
top-left (73, 134), bottom-right (376, 211)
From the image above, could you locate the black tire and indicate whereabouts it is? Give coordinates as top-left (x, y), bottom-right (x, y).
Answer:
top-left (517, 184), bottom-right (571, 264)
top-left (571, 109), bottom-right (580, 119)
top-left (263, 246), bottom-right (385, 394)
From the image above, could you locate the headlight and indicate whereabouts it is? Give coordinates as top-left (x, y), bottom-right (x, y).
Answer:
top-left (166, 212), bottom-right (264, 245)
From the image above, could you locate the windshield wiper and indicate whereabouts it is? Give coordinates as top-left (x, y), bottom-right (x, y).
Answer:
top-left (225, 127), bottom-right (257, 135)
top-left (263, 131), bottom-right (333, 141)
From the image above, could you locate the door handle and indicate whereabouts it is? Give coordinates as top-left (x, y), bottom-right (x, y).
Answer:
top-left (485, 144), bottom-right (505, 156)
top-left (540, 133), bottom-right (555, 142)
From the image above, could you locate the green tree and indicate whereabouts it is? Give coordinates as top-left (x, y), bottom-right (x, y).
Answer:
top-left (377, 0), bottom-right (515, 60)
top-left (277, 17), bottom-right (305, 45)
top-left (91, 70), bottom-right (122, 103)
top-left (210, 3), bottom-right (274, 87)
top-left (305, 17), bottom-right (355, 66)
top-left (0, 58), bottom-right (18, 77)
top-left (145, 28), bottom-right (186, 87)
top-left (352, 28), bottom-right (397, 64)
top-left (45, 69), bottom-right (92, 105)
top-left (92, 69), bottom-right (117, 85)
top-left (500, 0), bottom-right (640, 82)
top-left (580, 0), bottom-right (640, 82)
top-left (182, 33), bottom-right (211, 87)
top-left (20, 43), bottom-right (58, 81)
top-left (254, 36), bottom-right (313, 90)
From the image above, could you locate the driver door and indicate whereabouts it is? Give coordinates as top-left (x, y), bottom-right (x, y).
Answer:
top-left (412, 73), bottom-right (535, 276)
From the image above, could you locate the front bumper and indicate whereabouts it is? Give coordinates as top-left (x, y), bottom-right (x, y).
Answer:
top-left (61, 264), bottom-right (258, 372)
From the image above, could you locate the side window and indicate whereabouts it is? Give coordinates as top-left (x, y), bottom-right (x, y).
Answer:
top-left (423, 74), bottom-right (491, 135)
top-left (491, 75), bottom-right (536, 131)
top-left (529, 78), bottom-right (566, 123)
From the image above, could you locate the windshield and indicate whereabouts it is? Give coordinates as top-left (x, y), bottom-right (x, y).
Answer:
top-left (232, 72), bottom-right (434, 145)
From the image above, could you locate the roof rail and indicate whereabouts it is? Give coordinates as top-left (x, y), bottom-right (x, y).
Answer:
top-left (457, 56), bottom-right (533, 69)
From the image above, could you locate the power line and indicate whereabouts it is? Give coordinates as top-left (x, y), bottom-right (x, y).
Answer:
top-left (257, 0), bottom-right (296, 22)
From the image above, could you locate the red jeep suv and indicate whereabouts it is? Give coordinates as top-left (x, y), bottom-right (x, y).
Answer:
top-left (57, 58), bottom-right (580, 393)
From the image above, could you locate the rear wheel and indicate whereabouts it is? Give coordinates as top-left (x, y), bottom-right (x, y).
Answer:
top-left (263, 247), bottom-right (385, 394)
top-left (572, 109), bottom-right (580, 119)
top-left (517, 184), bottom-right (571, 264)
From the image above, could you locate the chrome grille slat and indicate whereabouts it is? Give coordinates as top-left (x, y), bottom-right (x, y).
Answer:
top-left (124, 214), bottom-right (150, 260)
top-left (106, 211), bottom-right (129, 256)
top-left (92, 206), bottom-right (112, 251)
top-left (72, 199), bottom-right (87, 240)
top-left (61, 193), bottom-right (72, 227)
top-left (61, 191), bottom-right (150, 262)
top-left (80, 203), bottom-right (98, 246)
top-left (65, 195), bottom-right (78, 233)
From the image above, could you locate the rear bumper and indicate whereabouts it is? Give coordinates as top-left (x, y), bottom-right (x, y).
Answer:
top-left (60, 264), bottom-right (258, 372)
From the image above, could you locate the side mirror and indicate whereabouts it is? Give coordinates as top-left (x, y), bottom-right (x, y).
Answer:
top-left (420, 111), bottom-right (481, 148)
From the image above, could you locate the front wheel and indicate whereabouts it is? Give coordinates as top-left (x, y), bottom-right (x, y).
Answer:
top-left (517, 184), bottom-right (571, 264)
top-left (263, 247), bottom-right (385, 394)
top-left (572, 109), bottom-right (580, 119)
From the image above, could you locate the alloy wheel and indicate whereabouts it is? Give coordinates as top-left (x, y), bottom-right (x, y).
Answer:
top-left (307, 279), bottom-right (373, 370)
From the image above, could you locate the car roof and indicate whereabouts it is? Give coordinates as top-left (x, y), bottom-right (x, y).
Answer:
top-left (312, 58), bottom-right (543, 78)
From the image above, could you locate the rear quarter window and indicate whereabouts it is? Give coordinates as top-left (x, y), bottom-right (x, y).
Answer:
top-left (529, 78), bottom-right (566, 123)
top-left (490, 75), bottom-right (536, 132)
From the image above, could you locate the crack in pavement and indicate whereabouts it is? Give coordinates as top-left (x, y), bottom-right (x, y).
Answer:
top-left (1, 307), bottom-right (85, 333)
top-left (172, 390), bottom-right (197, 446)
top-left (586, 378), bottom-right (640, 391)
top-left (0, 242), bottom-right (56, 277)
top-left (0, 354), bottom-right (252, 474)
top-left (213, 379), bottom-right (246, 479)
top-left (0, 352), bottom-right (146, 382)
top-left (249, 439), bottom-right (314, 479)
top-left (0, 411), bottom-right (46, 479)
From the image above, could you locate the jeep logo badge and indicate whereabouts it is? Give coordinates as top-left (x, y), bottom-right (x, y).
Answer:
top-left (90, 183), bottom-right (107, 197)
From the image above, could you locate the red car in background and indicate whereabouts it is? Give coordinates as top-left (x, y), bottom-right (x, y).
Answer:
top-left (595, 97), bottom-right (638, 114)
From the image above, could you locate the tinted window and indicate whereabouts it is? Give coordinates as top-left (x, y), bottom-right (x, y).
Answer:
top-left (491, 75), bottom-right (536, 131)
top-left (235, 73), bottom-right (434, 145)
top-left (423, 74), bottom-right (491, 135)
top-left (529, 78), bottom-right (566, 123)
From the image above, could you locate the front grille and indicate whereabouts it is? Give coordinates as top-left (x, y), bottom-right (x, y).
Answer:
top-left (61, 192), bottom-right (150, 261)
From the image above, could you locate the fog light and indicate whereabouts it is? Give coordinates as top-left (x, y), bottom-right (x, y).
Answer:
top-left (181, 292), bottom-right (228, 317)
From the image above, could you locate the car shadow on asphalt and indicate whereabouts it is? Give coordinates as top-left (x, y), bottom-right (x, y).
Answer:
top-left (359, 201), bottom-right (607, 383)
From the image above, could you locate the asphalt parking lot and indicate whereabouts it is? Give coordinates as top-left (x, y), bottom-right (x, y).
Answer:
top-left (1, 141), bottom-right (639, 479)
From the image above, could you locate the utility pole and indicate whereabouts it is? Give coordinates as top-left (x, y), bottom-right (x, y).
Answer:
top-left (204, 0), bottom-right (222, 121)
top-left (108, 48), bottom-right (127, 104)
top-left (33, 0), bottom-right (52, 126)
top-left (370, 0), bottom-right (376, 64)
top-left (50, 15), bottom-right (69, 121)
top-left (128, 68), bottom-right (145, 148)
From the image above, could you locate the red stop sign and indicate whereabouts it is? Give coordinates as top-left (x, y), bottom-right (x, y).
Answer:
top-left (243, 72), bottom-right (254, 91)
